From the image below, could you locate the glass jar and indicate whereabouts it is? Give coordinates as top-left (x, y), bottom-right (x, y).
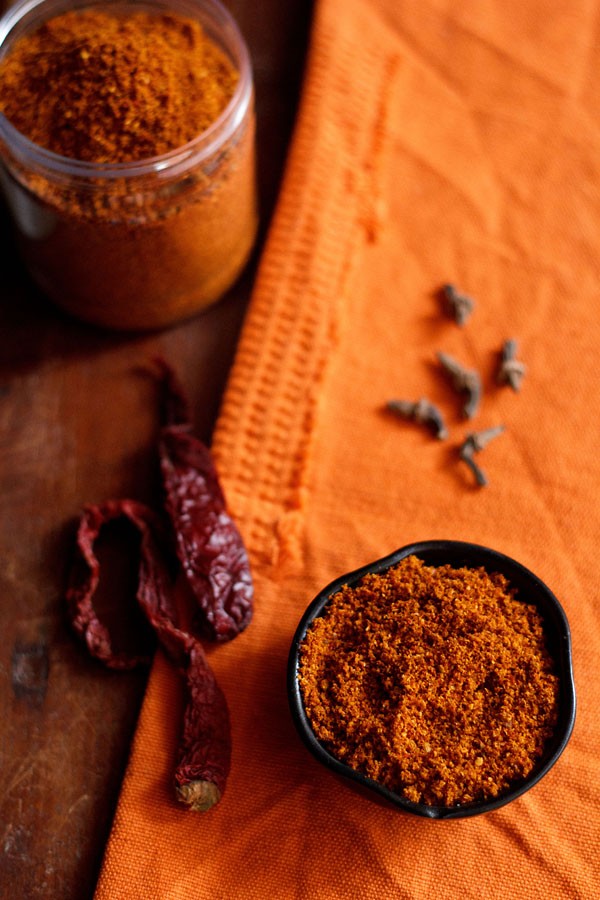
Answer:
top-left (0, 0), bottom-right (258, 331)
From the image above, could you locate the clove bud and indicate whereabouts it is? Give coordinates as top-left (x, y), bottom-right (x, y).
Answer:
top-left (459, 425), bottom-right (505, 487)
top-left (386, 398), bottom-right (448, 440)
top-left (440, 283), bottom-right (475, 326)
top-left (437, 351), bottom-right (482, 419)
top-left (497, 338), bottom-right (526, 392)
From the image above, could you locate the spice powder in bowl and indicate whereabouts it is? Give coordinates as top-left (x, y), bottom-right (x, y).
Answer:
top-left (0, 0), bottom-right (258, 330)
top-left (291, 543), bottom-right (575, 818)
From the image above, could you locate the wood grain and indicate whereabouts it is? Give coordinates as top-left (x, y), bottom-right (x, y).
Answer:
top-left (0, 1), bottom-right (312, 896)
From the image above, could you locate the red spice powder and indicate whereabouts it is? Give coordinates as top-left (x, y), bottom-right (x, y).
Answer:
top-left (0, 9), bottom-right (239, 163)
top-left (0, 7), bottom-right (257, 330)
top-left (298, 555), bottom-right (560, 807)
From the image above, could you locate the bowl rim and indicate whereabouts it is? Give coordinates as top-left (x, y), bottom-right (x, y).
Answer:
top-left (287, 539), bottom-right (577, 820)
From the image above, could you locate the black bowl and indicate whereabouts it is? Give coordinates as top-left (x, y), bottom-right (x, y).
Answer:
top-left (287, 540), bottom-right (576, 820)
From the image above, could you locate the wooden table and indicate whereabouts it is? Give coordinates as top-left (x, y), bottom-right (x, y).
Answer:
top-left (0, 2), bottom-right (312, 895)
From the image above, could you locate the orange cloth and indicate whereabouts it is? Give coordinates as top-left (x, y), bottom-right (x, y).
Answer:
top-left (96, 0), bottom-right (600, 896)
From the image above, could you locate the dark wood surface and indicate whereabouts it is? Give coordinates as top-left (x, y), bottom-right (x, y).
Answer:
top-left (0, 2), bottom-right (312, 896)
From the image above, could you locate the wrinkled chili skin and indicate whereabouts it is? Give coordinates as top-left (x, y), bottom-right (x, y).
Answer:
top-left (155, 357), bottom-right (254, 642)
top-left (174, 642), bottom-right (231, 808)
top-left (66, 359), bottom-right (252, 810)
top-left (66, 499), bottom-right (158, 670)
top-left (159, 426), bottom-right (254, 642)
top-left (131, 503), bottom-right (232, 805)
top-left (66, 498), bottom-right (232, 809)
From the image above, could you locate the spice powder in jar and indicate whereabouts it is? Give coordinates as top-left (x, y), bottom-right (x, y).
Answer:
top-left (298, 555), bottom-right (560, 807)
top-left (0, 0), bottom-right (258, 330)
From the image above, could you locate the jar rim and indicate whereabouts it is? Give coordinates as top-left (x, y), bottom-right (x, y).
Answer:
top-left (0, 0), bottom-right (253, 180)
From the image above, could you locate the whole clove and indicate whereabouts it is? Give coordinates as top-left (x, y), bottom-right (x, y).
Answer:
top-left (386, 398), bottom-right (448, 440)
top-left (441, 283), bottom-right (475, 326)
top-left (497, 338), bottom-right (526, 392)
top-left (437, 351), bottom-right (482, 419)
top-left (459, 425), bottom-right (505, 487)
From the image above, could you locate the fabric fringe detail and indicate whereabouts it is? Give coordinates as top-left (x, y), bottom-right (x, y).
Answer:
top-left (213, 0), bottom-right (402, 571)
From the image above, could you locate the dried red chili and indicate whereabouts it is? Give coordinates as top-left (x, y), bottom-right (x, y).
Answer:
top-left (157, 359), bottom-right (254, 642)
top-left (66, 499), bottom-right (231, 811)
top-left (66, 360), bottom-right (253, 811)
top-left (66, 499), bottom-right (158, 670)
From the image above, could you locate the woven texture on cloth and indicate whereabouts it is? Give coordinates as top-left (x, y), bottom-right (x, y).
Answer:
top-left (96, 0), bottom-right (600, 897)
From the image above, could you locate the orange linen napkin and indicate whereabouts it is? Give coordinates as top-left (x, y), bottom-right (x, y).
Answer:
top-left (96, 0), bottom-right (600, 897)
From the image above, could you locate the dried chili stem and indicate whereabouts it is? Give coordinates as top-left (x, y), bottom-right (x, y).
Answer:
top-left (497, 338), bottom-right (526, 392)
top-left (441, 283), bottom-right (475, 326)
top-left (437, 351), bottom-right (482, 419)
top-left (386, 397), bottom-right (448, 440)
top-left (459, 425), bottom-right (505, 487)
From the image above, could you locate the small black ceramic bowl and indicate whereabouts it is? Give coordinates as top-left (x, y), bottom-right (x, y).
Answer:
top-left (287, 540), bottom-right (576, 820)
